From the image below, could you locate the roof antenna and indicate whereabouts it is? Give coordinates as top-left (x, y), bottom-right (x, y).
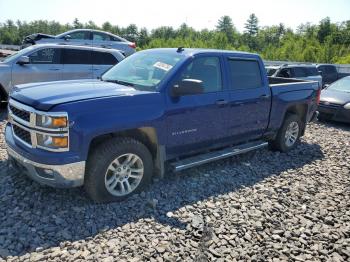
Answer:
top-left (177, 47), bottom-right (185, 52)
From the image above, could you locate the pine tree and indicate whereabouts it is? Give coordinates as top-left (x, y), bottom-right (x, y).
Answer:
top-left (244, 13), bottom-right (259, 36)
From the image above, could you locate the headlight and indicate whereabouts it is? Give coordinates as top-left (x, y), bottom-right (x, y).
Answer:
top-left (344, 103), bottom-right (350, 110)
top-left (36, 115), bottom-right (67, 129)
top-left (36, 133), bottom-right (69, 150)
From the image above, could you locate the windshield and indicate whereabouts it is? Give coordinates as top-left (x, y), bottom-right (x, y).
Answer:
top-left (327, 77), bottom-right (350, 92)
top-left (2, 46), bottom-right (35, 63)
top-left (101, 51), bottom-right (184, 90)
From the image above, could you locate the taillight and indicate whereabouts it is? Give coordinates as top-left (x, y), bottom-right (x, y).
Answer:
top-left (316, 88), bottom-right (321, 105)
top-left (128, 42), bottom-right (136, 49)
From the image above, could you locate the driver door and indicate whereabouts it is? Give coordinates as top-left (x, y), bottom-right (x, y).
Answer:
top-left (165, 55), bottom-right (229, 157)
top-left (12, 47), bottom-right (62, 86)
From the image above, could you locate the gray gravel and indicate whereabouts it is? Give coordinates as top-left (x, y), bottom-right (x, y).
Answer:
top-left (0, 109), bottom-right (349, 261)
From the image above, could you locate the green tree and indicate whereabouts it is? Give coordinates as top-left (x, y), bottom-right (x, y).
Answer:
top-left (73, 18), bottom-right (82, 29)
top-left (244, 13), bottom-right (259, 36)
top-left (216, 16), bottom-right (236, 43)
top-left (317, 17), bottom-right (332, 43)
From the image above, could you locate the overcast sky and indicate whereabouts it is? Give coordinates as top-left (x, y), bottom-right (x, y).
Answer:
top-left (0, 0), bottom-right (349, 32)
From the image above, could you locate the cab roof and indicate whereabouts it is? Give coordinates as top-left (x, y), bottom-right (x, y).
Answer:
top-left (142, 48), bottom-right (261, 59)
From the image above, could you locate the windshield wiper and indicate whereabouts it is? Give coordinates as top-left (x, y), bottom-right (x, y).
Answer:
top-left (102, 79), bottom-right (135, 87)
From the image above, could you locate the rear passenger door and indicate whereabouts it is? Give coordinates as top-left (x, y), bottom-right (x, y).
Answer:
top-left (61, 49), bottom-right (93, 80)
top-left (92, 32), bottom-right (112, 48)
top-left (91, 51), bottom-right (119, 78)
top-left (63, 30), bottom-right (92, 47)
top-left (224, 57), bottom-right (271, 143)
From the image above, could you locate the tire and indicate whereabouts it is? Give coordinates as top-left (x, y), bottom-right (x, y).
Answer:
top-left (269, 114), bottom-right (303, 152)
top-left (84, 137), bottom-right (154, 203)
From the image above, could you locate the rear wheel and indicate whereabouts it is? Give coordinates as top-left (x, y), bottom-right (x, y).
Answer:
top-left (269, 114), bottom-right (302, 152)
top-left (85, 137), bottom-right (153, 202)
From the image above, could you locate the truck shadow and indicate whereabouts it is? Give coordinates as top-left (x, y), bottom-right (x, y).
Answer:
top-left (0, 141), bottom-right (324, 257)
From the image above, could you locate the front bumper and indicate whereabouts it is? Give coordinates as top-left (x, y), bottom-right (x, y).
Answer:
top-left (7, 145), bottom-right (85, 188)
top-left (318, 105), bottom-right (350, 123)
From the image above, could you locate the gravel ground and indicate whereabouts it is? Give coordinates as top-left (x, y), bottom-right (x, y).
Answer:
top-left (0, 109), bottom-right (349, 261)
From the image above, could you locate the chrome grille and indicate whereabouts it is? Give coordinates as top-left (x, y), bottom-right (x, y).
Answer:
top-left (8, 99), bottom-right (69, 152)
top-left (9, 104), bottom-right (30, 122)
top-left (13, 124), bottom-right (31, 145)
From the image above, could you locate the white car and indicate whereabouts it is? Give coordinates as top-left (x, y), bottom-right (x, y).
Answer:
top-left (22, 29), bottom-right (136, 57)
top-left (0, 44), bottom-right (124, 101)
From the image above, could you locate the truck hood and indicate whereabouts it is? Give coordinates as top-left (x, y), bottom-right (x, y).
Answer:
top-left (10, 79), bottom-right (154, 111)
top-left (320, 88), bottom-right (350, 105)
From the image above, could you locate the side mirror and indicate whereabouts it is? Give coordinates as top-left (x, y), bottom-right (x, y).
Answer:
top-left (64, 35), bottom-right (71, 41)
top-left (171, 79), bottom-right (204, 97)
top-left (318, 70), bottom-right (323, 76)
top-left (16, 56), bottom-right (30, 65)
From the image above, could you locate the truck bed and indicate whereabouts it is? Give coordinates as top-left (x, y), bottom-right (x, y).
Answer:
top-left (268, 76), bottom-right (313, 85)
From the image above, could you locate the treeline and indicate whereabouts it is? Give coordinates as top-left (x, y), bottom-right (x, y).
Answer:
top-left (1, 15), bottom-right (350, 64)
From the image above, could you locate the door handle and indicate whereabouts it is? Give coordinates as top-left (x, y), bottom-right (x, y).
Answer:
top-left (216, 99), bottom-right (229, 106)
top-left (231, 101), bottom-right (244, 106)
top-left (49, 68), bottom-right (60, 71)
top-left (260, 94), bottom-right (270, 99)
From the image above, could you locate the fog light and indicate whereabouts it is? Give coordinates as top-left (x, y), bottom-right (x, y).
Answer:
top-left (36, 134), bottom-right (69, 151)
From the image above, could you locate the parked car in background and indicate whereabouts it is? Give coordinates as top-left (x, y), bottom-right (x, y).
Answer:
top-left (318, 76), bottom-right (350, 123)
top-left (22, 29), bottom-right (136, 57)
top-left (316, 64), bottom-right (350, 87)
top-left (0, 44), bottom-right (124, 102)
top-left (265, 65), bottom-right (280, 76)
top-left (6, 48), bottom-right (320, 202)
top-left (271, 64), bottom-right (323, 88)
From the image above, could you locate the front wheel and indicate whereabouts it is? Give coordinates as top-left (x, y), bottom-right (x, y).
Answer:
top-left (269, 114), bottom-right (303, 152)
top-left (84, 137), bottom-right (153, 202)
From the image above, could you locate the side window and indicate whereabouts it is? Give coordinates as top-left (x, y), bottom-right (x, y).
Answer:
top-left (292, 67), bottom-right (307, 77)
top-left (228, 59), bottom-right (262, 89)
top-left (305, 67), bottom-right (319, 76)
top-left (179, 56), bottom-right (222, 93)
top-left (91, 51), bottom-right (118, 65)
top-left (110, 35), bottom-right (122, 42)
top-left (62, 49), bottom-right (92, 64)
top-left (93, 32), bottom-right (111, 41)
top-left (326, 66), bottom-right (337, 74)
top-left (29, 48), bottom-right (60, 64)
top-left (318, 66), bottom-right (326, 74)
top-left (68, 31), bottom-right (89, 40)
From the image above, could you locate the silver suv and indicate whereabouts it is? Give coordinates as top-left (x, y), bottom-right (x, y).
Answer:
top-left (22, 29), bottom-right (136, 57)
top-left (0, 44), bottom-right (124, 101)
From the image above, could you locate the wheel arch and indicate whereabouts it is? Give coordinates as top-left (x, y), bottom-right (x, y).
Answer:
top-left (87, 127), bottom-right (165, 176)
top-left (284, 103), bottom-right (308, 136)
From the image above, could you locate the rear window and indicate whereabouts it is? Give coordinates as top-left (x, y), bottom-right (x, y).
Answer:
top-left (292, 67), bottom-right (307, 77)
top-left (292, 66), bottom-right (319, 77)
top-left (305, 67), bottom-right (319, 76)
top-left (62, 49), bottom-right (91, 64)
top-left (91, 51), bottom-right (118, 65)
top-left (228, 59), bottom-right (263, 89)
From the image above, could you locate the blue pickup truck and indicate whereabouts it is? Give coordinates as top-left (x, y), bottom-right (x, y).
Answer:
top-left (6, 48), bottom-right (320, 202)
